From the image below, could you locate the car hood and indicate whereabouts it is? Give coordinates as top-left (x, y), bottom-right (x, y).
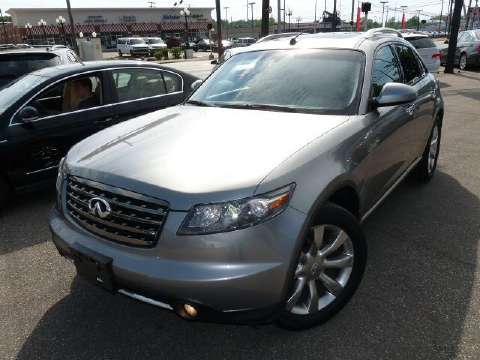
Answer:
top-left (66, 105), bottom-right (348, 210)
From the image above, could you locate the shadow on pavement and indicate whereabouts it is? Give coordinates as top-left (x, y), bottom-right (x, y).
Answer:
top-left (16, 171), bottom-right (479, 360)
top-left (0, 186), bottom-right (56, 255)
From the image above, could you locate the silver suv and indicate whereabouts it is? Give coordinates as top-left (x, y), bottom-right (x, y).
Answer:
top-left (50, 29), bottom-right (444, 329)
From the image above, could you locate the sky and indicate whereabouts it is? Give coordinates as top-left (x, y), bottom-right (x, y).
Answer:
top-left (2, 0), bottom-right (450, 23)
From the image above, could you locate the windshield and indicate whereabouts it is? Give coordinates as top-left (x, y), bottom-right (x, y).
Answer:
top-left (0, 74), bottom-right (46, 115)
top-left (130, 39), bottom-right (146, 45)
top-left (0, 53), bottom-right (59, 87)
top-left (189, 49), bottom-right (364, 115)
top-left (147, 38), bottom-right (164, 44)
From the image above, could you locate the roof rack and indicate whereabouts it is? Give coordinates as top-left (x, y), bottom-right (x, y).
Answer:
top-left (366, 28), bottom-right (403, 38)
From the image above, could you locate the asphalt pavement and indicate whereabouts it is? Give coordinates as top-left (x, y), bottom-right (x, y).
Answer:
top-left (0, 65), bottom-right (479, 360)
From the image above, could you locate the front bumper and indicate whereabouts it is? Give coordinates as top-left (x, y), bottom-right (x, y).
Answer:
top-left (50, 205), bottom-right (306, 323)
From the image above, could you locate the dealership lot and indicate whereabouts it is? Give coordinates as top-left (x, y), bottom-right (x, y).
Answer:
top-left (0, 63), bottom-right (479, 359)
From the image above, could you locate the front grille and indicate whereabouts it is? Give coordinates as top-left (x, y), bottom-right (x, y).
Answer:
top-left (65, 176), bottom-right (168, 247)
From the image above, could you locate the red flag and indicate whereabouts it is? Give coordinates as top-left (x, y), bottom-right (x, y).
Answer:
top-left (356, 7), bottom-right (362, 32)
top-left (401, 13), bottom-right (406, 31)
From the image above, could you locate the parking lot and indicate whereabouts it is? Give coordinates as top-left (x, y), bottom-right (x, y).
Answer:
top-left (0, 63), bottom-right (479, 360)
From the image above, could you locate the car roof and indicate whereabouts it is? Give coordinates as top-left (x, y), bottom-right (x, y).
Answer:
top-left (27, 60), bottom-right (192, 79)
top-left (0, 47), bottom-right (69, 55)
top-left (402, 32), bottom-right (430, 39)
top-left (231, 30), bottom-right (412, 55)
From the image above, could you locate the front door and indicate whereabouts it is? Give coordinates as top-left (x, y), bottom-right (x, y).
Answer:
top-left (5, 71), bottom-right (115, 187)
top-left (360, 44), bottom-right (418, 211)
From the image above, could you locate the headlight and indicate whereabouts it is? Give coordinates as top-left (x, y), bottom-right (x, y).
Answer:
top-left (178, 184), bottom-right (295, 235)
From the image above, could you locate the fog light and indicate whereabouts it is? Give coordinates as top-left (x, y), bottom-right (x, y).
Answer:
top-left (183, 304), bottom-right (198, 318)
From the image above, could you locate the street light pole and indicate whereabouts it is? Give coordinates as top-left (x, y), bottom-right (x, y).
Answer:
top-left (332, 0), bottom-right (337, 31)
top-left (56, 16), bottom-right (67, 45)
top-left (65, 0), bottom-right (78, 53)
top-left (380, 1), bottom-right (388, 26)
top-left (416, 9), bottom-right (421, 30)
top-left (224, 6), bottom-right (229, 38)
top-left (0, 9), bottom-right (8, 44)
top-left (38, 19), bottom-right (47, 44)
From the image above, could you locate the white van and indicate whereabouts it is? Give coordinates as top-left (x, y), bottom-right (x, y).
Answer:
top-left (117, 37), bottom-right (150, 57)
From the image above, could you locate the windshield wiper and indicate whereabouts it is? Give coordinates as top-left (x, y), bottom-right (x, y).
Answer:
top-left (219, 103), bottom-right (301, 113)
top-left (185, 100), bottom-right (216, 107)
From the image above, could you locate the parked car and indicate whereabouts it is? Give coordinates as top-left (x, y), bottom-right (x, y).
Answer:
top-left (234, 37), bottom-right (256, 47)
top-left (440, 29), bottom-right (480, 70)
top-left (402, 32), bottom-right (442, 73)
top-left (193, 38), bottom-right (212, 52)
top-left (117, 38), bottom-right (150, 57)
top-left (50, 29), bottom-right (443, 330)
top-left (256, 32), bottom-right (302, 43)
top-left (144, 37), bottom-right (167, 55)
top-left (0, 46), bottom-right (80, 87)
top-left (0, 61), bottom-right (199, 207)
top-left (165, 37), bottom-right (183, 48)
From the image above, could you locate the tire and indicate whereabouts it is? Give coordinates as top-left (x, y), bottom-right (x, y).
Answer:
top-left (413, 120), bottom-right (442, 182)
top-left (277, 202), bottom-right (367, 330)
top-left (459, 53), bottom-right (467, 70)
top-left (0, 176), bottom-right (10, 210)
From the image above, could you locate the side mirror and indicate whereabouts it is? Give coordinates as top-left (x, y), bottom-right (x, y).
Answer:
top-left (376, 83), bottom-right (417, 107)
top-left (191, 79), bottom-right (203, 91)
top-left (18, 106), bottom-right (40, 123)
top-left (210, 59), bottom-right (218, 65)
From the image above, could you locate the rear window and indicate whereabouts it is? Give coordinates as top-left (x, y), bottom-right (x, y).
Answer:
top-left (0, 53), bottom-right (59, 87)
top-left (406, 37), bottom-right (436, 49)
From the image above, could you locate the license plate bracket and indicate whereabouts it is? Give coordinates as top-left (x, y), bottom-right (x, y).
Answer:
top-left (71, 243), bottom-right (115, 293)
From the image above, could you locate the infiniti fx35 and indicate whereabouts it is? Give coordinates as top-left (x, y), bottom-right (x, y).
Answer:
top-left (50, 30), bottom-right (444, 329)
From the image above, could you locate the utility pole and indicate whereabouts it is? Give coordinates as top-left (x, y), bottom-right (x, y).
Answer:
top-left (215, 0), bottom-right (223, 56)
top-left (315, 0), bottom-right (318, 33)
top-left (332, 0), bottom-right (337, 31)
top-left (416, 10), bottom-right (421, 30)
top-left (277, 0), bottom-right (281, 33)
top-left (380, 1), bottom-right (388, 26)
top-left (65, 0), bottom-right (78, 53)
top-left (224, 6), bottom-right (229, 38)
top-left (447, 0), bottom-right (453, 34)
top-left (287, 9), bottom-right (292, 31)
top-left (283, 0), bottom-right (286, 32)
top-left (439, 0), bottom-right (444, 31)
top-left (385, 6), bottom-right (389, 26)
top-left (465, 0), bottom-right (472, 29)
top-left (247, 0), bottom-right (249, 22)
top-left (401, 5), bottom-right (407, 31)
top-left (249, 2), bottom-right (256, 37)
top-left (445, 0), bottom-right (463, 73)
top-left (351, 0), bottom-right (355, 31)
top-left (261, 0), bottom-right (269, 37)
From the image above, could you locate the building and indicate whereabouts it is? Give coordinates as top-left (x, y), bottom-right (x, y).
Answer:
top-left (5, 7), bottom-right (214, 48)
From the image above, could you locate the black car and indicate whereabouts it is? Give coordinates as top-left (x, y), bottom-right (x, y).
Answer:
top-left (0, 46), bottom-right (80, 87)
top-left (0, 61), bottom-right (199, 207)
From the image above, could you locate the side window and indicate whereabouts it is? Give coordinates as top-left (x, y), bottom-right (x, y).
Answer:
top-left (371, 45), bottom-right (402, 97)
top-left (111, 68), bottom-right (168, 102)
top-left (162, 71), bottom-right (182, 93)
top-left (394, 45), bottom-right (424, 84)
top-left (23, 74), bottom-right (103, 119)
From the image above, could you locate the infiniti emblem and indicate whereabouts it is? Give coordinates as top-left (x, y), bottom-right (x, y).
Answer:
top-left (88, 197), bottom-right (112, 219)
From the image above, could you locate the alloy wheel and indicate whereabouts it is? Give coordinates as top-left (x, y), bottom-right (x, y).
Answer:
top-left (286, 224), bottom-right (354, 315)
top-left (428, 125), bottom-right (439, 174)
top-left (459, 54), bottom-right (467, 70)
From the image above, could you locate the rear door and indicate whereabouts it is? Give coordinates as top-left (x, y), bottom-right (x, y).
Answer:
top-left (106, 67), bottom-right (185, 122)
top-left (4, 71), bottom-right (117, 186)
